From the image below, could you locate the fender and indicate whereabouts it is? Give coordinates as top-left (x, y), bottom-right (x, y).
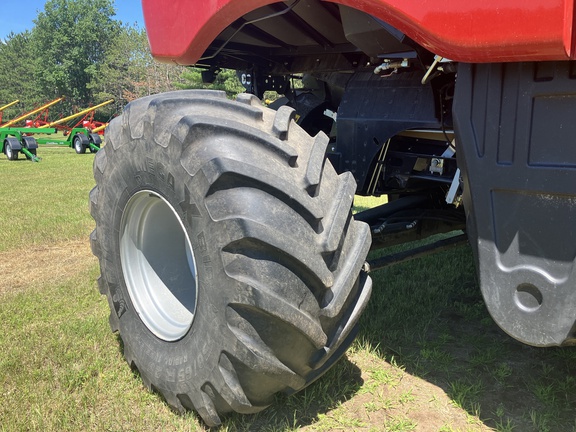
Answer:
top-left (74, 133), bottom-right (90, 146)
top-left (142, 0), bottom-right (575, 65)
top-left (89, 133), bottom-right (102, 146)
top-left (4, 137), bottom-right (22, 151)
top-left (21, 136), bottom-right (38, 150)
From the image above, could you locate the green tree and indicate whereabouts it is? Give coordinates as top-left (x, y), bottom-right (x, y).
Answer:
top-left (90, 26), bottom-right (185, 116)
top-left (88, 25), bottom-right (144, 115)
top-left (0, 31), bottom-right (42, 119)
top-left (31, 0), bottom-right (120, 112)
top-left (176, 68), bottom-right (245, 98)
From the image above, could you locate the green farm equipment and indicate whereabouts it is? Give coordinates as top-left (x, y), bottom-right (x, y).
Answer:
top-left (35, 127), bottom-right (102, 154)
top-left (0, 127), bottom-right (57, 162)
top-left (0, 98), bottom-right (64, 162)
top-left (34, 99), bottom-right (113, 154)
top-left (0, 98), bottom-right (112, 160)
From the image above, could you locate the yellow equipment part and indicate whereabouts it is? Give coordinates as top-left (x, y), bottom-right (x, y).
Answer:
top-left (0, 100), bottom-right (19, 112)
top-left (0, 97), bottom-right (64, 127)
top-left (39, 99), bottom-right (114, 128)
top-left (91, 123), bottom-right (108, 134)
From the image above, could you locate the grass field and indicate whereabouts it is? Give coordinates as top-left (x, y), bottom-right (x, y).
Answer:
top-left (0, 147), bottom-right (575, 431)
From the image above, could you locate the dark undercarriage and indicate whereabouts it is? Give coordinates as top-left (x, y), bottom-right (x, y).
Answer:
top-left (195, 0), bottom-right (576, 347)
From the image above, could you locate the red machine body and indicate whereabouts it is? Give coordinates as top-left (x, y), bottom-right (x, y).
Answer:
top-left (143, 0), bottom-right (575, 65)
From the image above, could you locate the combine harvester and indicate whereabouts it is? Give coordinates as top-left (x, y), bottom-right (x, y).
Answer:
top-left (35, 99), bottom-right (114, 154)
top-left (0, 98), bottom-right (63, 161)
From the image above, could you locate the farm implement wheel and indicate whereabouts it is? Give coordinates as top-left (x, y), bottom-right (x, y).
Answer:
top-left (73, 134), bottom-right (87, 154)
top-left (90, 90), bottom-right (372, 427)
top-left (21, 136), bottom-right (39, 161)
top-left (88, 133), bottom-right (101, 153)
top-left (4, 138), bottom-right (18, 160)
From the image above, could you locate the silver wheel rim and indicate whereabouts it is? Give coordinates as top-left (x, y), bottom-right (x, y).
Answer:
top-left (120, 190), bottom-right (198, 341)
top-left (74, 138), bottom-right (81, 152)
top-left (5, 143), bottom-right (12, 159)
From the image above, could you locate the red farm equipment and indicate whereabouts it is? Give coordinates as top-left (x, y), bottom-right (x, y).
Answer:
top-left (0, 97), bottom-right (64, 128)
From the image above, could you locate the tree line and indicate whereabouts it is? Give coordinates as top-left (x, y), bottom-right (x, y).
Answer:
top-left (0, 0), bottom-right (244, 123)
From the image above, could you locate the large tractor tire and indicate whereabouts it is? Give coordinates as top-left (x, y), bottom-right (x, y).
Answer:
top-left (90, 90), bottom-right (372, 426)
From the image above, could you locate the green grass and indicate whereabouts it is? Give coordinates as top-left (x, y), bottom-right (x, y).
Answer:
top-left (0, 146), bottom-right (95, 251)
top-left (0, 153), bottom-right (575, 431)
top-left (0, 269), bottom-right (203, 431)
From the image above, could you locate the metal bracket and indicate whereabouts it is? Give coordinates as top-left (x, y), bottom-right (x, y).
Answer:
top-left (366, 233), bottom-right (468, 273)
top-left (445, 168), bottom-right (461, 206)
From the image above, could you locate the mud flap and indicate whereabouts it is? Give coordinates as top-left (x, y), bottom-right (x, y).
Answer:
top-left (454, 62), bottom-right (576, 347)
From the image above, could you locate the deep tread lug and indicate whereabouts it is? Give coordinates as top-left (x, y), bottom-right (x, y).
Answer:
top-left (315, 272), bottom-right (372, 369)
top-left (232, 338), bottom-right (306, 391)
top-left (319, 171), bottom-right (356, 254)
top-left (221, 218), bottom-right (334, 288)
top-left (89, 229), bottom-right (100, 258)
top-left (228, 278), bottom-right (327, 349)
top-left (304, 133), bottom-right (329, 196)
top-left (217, 353), bottom-right (263, 413)
top-left (321, 222), bottom-right (372, 316)
top-left (272, 105), bottom-right (296, 140)
top-left (203, 157), bottom-right (323, 227)
top-left (182, 116), bottom-right (298, 165)
top-left (195, 388), bottom-right (222, 427)
top-left (235, 93), bottom-right (261, 107)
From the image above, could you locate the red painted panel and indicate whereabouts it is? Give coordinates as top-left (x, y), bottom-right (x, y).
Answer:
top-left (142, 0), bottom-right (574, 64)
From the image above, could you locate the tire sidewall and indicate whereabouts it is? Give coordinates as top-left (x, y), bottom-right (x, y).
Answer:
top-left (74, 136), bottom-right (84, 154)
top-left (98, 141), bottom-right (229, 392)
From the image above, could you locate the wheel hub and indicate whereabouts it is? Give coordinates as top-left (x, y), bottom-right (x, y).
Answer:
top-left (120, 190), bottom-right (198, 341)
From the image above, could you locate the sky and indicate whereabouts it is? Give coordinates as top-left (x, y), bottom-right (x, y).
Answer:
top-left (0, 0), bottom-right (144, 40)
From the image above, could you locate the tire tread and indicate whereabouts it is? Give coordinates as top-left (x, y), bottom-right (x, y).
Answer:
top-left (91, 90), bottom-right (372, 427)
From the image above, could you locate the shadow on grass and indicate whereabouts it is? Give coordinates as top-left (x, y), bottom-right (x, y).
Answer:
top-left (3, 157), bottom-right (37, 162)
top-left (223, 357), bottom-right (364, 430)
top-left (358, 242), bottom-right (576, 431)
top-left (115, 332), bottom-right (364, 430)
top-left (109, 237), bottom-right (575, 431)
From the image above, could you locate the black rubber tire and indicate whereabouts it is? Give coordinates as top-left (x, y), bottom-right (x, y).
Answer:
top-left (90, 90), bottom-right (372, 426)
top-left (89, 133), bottom-right (101, 153)
top-left (73, 135), bottom-right (86, 154)
top-left (4, 141), bottom-right (18, 160)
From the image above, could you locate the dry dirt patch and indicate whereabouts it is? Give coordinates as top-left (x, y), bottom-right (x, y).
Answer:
top-left (310, 355), bottom-right (491, 432)
top-left (0, 239), bottom-right (95, 295)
